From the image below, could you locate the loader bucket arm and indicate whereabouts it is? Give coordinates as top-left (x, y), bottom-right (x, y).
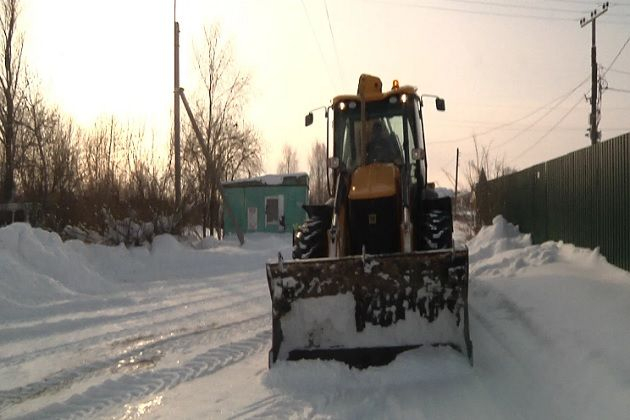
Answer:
top-left (266, 248), bottom-right (472, 368)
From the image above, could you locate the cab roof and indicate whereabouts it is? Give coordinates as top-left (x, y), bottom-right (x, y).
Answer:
top-left (332, 85), bottom-right (418, 106)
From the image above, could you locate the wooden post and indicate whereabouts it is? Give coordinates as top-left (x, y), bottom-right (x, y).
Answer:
top-left (179, 88), bottom-right (245, 245)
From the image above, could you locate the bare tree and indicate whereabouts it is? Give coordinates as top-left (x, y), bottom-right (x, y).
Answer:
top-left (463, 136), bottom-right (516, 192)
top-left (453, 136), bottom-right (517, 236)
top-left (0, 0), bottom-right (24, 202)
top-left (277, 143), bottom-right (298, 174)
top-left (182, 24), bottom-right (263, 237)
top-left (308, 141), bottom-right (328, 204)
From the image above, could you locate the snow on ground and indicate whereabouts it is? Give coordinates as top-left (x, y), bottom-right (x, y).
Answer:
top-left (1, 217), bottom-right (629, 419)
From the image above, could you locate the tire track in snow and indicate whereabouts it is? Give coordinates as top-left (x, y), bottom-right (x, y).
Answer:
top-left (13, 330), bottom-right (271, 420)
top-left (226, 394), bottom-right (320, 420)
top-left (0, 313), bottom-right (269, 414)
top-left (0, 293), bottom-right (266, 369)
top-left (0, 277), bottom-right (267, 344)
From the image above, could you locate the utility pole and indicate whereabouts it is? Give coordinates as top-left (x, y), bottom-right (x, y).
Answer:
top-left (580, 2), bottom-right (609, 145)
top-left (174, 2), bottom-right (182, 205)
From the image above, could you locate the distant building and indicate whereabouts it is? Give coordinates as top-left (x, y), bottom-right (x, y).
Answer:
top-left (222, 173), bottom-right (309, 235)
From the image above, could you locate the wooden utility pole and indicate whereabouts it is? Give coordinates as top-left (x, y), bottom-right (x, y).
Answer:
top-left (580, 2), bottom-right (609, 145)
top-left (454, 148), bottom-right (459, 199)
top-left (179, 88), bottom-right (245, 246)
top-left (173, 3), bottom-right (182, 205)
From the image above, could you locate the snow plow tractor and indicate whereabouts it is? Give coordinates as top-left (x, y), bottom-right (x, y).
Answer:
top-left (266, 74), bottom-right (472, 368)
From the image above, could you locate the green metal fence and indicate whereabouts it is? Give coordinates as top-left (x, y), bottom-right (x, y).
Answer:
top-left (478, 132), bottom-right (630, 272)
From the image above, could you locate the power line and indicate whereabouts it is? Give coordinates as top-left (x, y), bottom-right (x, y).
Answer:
top-left (609, 68), bottom-right (630, 75)
top-left (497, 76), bottom-right (589, 147)
top-left (546, 0), bottom-right (630, 5)
top-left (300, 0), bottom-right (338, 91)
top-left (499, 33), bottom-right (630, 162)
top-left (368, 0), bottom-right (577, 21)
top-left (323, 0), bottom-right (345, 86)
top-left (513, 95), bottom-right (584, 162)
top-left (441, 0), bottom-right (587, 14)
top-left (602, 32), bottom-right (630, 75)
top-left (430, 75), bottom-right (589, 145)
top-left (367, 0), bottom-right (630, 24)
top-left (608, 86), bottom-right (630, 93)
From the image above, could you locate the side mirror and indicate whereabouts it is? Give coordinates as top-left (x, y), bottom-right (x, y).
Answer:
top-left (305, 112), bottom-right (314, 127)
top-left (436, 98), bottom-right (446, 111)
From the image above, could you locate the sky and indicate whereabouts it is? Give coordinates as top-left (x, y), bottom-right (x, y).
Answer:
top-left (19, 0), bottom-right (630, 189)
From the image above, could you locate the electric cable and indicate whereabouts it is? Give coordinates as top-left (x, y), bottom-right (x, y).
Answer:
top-left (430, 75), bottom-right (589, 145)
top-left (300, 0), bottom-right (338, 91)
top-left (602, 32), bottom-right (630, 76)
top-left (323, 0), bottom-right (345, 86)
top-left (440, 0), bottom-right (587, 14)
top-left (493, 76), bottom-right (590, 149)
top-left (512, 94), bottom-right (584, 162)
top-left (367, 0), bottom-right (630, 24)
top-left (607, 87), bottom-right (630, 93)
top-left (609, 68), bottom-right (630, 75)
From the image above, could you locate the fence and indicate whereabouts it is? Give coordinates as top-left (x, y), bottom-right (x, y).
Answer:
top-left (477, 132), bottom-right (630, 272)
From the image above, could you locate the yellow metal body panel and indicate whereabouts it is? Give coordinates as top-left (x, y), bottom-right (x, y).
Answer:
top-left (333, 86), bottom-right (417, 106)
top-left (348, 163), bottom-right (400, 200)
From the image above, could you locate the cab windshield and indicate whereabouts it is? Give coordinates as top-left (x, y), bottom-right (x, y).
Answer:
top-left (333, 96), bottom-right (422, 172)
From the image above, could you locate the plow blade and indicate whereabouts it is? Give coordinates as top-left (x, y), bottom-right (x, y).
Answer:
top-left (266, 247), bottom-right (472, 369)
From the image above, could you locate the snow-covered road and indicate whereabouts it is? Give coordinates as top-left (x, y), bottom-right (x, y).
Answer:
top-left (1, 219), bottom-right (629, 419)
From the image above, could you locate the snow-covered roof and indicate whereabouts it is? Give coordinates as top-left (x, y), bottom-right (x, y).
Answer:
top-left (222, 172), bottom-right (309, 188)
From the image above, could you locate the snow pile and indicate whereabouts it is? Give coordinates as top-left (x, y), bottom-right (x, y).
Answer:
top-left (468, 215), bottom-right (610, 279)
top-left (468, 215), bottom-right (532, 264)
top-left (468, 215), bottom-right (630, 420)
top-left (0, 223), bottom-right (289, 318)
top-left (0, 224), bottom-right (115, 305)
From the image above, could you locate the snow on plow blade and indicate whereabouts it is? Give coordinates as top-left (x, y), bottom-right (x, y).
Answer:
top-left (266, 248), bottom-right (472, 369)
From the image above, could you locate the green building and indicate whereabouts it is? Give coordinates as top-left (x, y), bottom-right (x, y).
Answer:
top-left (222, 173), bottom-right (309, 235)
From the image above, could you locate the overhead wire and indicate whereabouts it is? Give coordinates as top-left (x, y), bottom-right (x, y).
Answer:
top-left (607, 87), bottom-right (630, 93)
top-left (493, 76), bottom-right (590, 149)
top-left (430, 33), bottom-right (629, 148)
top-left (323, 0), bottom-right (345, 87)
top-left (512, 95), bottom-right (585, 162)
top-left (549, 0), bottom-right (630, 5)
top-left (368, 0), bottom-right (577, 21)
top-left (430, 75), bottom-right (590, 145)
top-left (602, 32), bottom-right (630, 75)
top-left (300, 0), bottom-right (338, 91)
top-left (503, 32), bottom-right (630, 164)
top-left (440, 0), bottom-right (587, 14)
top-left (609, 68), bottom-right (630, 76)
top-left (367, 0), bottom-right (630, 24)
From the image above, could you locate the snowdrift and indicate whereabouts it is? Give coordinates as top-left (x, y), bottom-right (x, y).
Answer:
top-left (0, 223), bottom-right (287, 314)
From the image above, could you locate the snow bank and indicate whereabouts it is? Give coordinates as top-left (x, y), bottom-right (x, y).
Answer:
top-left (0, 224), bottom-right (116, 307)
top-left (0, 223), bottom-right (291, 317)
top-left (468, 215), bottom-right (630, 420)
top-left (468, 215), bottom-right (614, 279)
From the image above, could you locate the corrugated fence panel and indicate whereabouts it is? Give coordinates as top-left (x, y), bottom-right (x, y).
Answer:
top-left (480, 133), bottom-right (630, 272)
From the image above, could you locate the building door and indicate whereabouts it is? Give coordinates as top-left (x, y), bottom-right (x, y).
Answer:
top-left (265, 197), bottom-right (279, 227)
top-left (265, 195), bottom-right (285, 230)
top-left (247, 207), bottom-right (258, 230)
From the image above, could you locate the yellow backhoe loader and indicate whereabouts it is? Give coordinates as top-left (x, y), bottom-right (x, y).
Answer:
top-left (266, 75), bottom-right (472, 368)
